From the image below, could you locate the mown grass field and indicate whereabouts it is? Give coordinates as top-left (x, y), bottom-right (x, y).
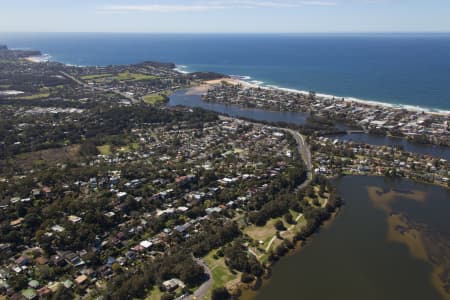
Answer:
top-left (244, 218), bottom-right (278, 248)
top-left (97, 142), bottom-right (139, 155)
top-left (145, 286), bottom-right (163, 300)
top-left (116, 71), bottom-right (158, 81)
top-left (82, 71), bottom-right (158, 82)
top-left (243, 209), bottom-right (307, 263)
top-left (16, 87), bottom-right (50, 100)
top-left (204, 249), bottom-right (239, 299)
top-left (97, 144), bottom-right (112, 155)
top-left (81, 74), bottom-right (113, 80)
top-left (143, 93), bottom-right (166, 105)
top-left (119, 142), bottom-right (140, 152)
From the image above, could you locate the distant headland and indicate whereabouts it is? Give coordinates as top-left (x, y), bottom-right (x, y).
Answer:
top-left (0, 44), bottom-right (41, 59)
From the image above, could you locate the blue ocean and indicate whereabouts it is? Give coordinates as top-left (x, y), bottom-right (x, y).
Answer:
top-left (1, 33), bottom-right (450, 111)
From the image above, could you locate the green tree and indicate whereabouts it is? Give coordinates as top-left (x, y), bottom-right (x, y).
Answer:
top-left (241, 273), bottom-right (255, 283)
top-left (212, 287), bottom-right (230, 300)
top-left (284, 213), bottom-right (294, 224)
top-left (274, 220), bottom-right (286, 231)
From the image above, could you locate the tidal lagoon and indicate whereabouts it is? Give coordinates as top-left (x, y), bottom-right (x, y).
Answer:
top-left (169, 89), bottom-right (450, 160)
top-left (253, 176), bottom-right (450, 300)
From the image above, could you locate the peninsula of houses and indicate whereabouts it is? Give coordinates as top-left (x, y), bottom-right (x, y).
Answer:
top-left (203, 81), bottom-right (449, 147)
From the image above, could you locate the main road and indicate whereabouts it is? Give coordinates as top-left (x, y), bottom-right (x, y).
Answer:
top-left (283, 127), bottom-right (313, 190)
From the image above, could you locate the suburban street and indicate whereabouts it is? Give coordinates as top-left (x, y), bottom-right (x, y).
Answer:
top-left (186, 258), bottom-right (213, 300)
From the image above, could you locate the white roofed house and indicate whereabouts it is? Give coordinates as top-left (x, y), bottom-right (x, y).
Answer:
top-left (51, 225), bottom-right (65, 233)
top-left (139, 240), bottom-right (152, 249)
top-left (68, 215), bottom-right (82, 223)
top-left (117, 192), bottom-right (127, 201)
top-left (162, 278), bottom-right (185, 292)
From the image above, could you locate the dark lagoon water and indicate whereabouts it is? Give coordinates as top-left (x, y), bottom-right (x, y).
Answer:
top-left (252, 176), bottom-right (450, 300)
top-left (169, 89), bottom-right (310, 124)
top-left (1, 33), bottom-right (450, 111)
top-left (169, 89), bottom-right (450, 160)
top-left (336, 133), bottom-right (450, 160)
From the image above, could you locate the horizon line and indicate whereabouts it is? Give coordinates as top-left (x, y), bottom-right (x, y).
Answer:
top-left (1, 31), bottom-right (450, 35)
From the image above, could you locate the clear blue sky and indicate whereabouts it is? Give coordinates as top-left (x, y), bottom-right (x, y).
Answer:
top-left (1, 0), bottom-right (450, 33)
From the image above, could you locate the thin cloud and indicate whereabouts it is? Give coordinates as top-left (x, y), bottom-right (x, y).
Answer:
top-left (98, 1), bottom-right (337, 13)
top-left (301, 1), bottom-right (337, 5)
top-left (221, 1), bottom-right (337, 7)
top-left (99, 4), bottom-right (226, 13)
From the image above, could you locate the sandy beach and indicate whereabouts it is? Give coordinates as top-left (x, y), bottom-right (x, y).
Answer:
top-left (25, 57), bottom-right (42, 63)
top-left (186, 77), bottom-right (259, 95)
top-left (186, 75), bottom-right (450, 116)
top-left (25, 55), bottom-right (50, 63)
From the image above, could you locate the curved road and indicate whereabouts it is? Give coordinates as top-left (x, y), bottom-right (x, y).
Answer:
top-left (283, 128), bottom-right (313, 190)
top-left (186, 257), bottom-right (213, 300)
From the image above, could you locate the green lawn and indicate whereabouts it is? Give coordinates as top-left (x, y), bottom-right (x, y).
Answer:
top-left (116, 71), bottom-right (158, 81)
top-left (81, 74), bottom-right (113, 80)
top-left (16, 87), bottom-right (50, 100)
top-left (281, 213), bottom-right (307, 242)
top-left (204, 249), bottom-right (238, 295)
top-left (143, 94), bottom-right (166, 105)
top-left (244, 211), bottom-right (307, 262)
top-left (81, 71), bottom-right (158, 82)
top-left (130, 142), bottom-right (140, 149)
top-left (244, 218), bottom-right (278, 248)
top-left (97, 144), bottom-right (112, 155)
top-left (96, 142), bottom-right (139, 155)
top-left (145, 286), bottom-right (163, 300)
top-left (117, 142), bottom-right (140, 153)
